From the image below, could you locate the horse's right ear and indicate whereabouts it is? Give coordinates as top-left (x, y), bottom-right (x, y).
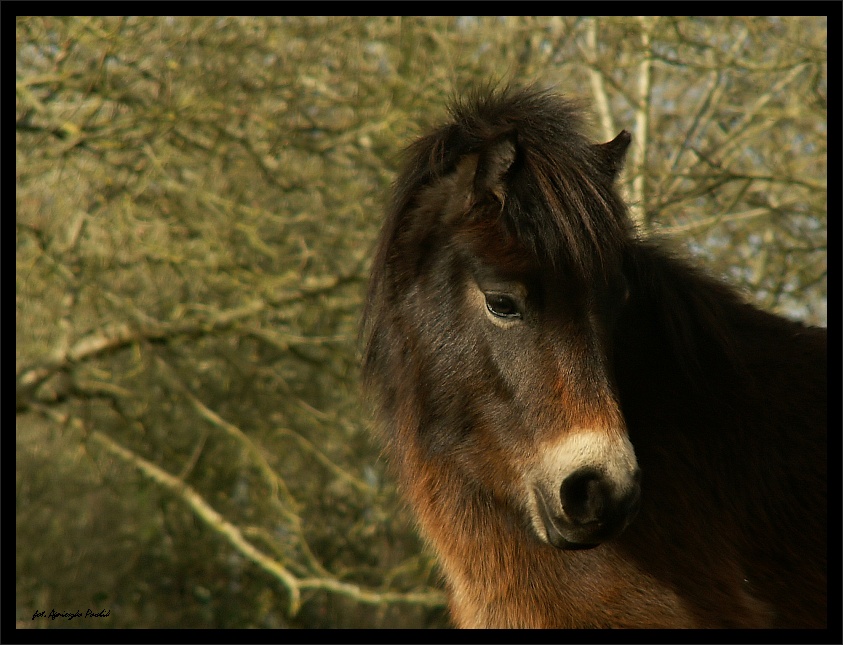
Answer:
top-left (473, 131), bottom-right (518, 205)
top-left (596, 130), bottom-right (631, 180)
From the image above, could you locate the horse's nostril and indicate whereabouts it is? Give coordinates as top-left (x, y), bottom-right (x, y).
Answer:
top-left (560, 468), bottom-right (606, 524)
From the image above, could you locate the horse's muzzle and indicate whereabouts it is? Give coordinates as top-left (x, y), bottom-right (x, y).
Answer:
top-left (534, 467), bottom-right (641, 549)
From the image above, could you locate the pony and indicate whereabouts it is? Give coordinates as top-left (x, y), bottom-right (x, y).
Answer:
top-left (361, 86), bottom-right (826, 628)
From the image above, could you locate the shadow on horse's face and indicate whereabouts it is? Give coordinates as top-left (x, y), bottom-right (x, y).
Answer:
top-left (459, 257), bottom-right (641, 549)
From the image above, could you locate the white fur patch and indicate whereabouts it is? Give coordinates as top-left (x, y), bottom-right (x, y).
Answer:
top-left (526, 430), bottom-right (639, 535)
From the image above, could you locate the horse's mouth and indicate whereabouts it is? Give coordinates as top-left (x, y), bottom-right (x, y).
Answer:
top-left (532, 484), bottom-right (637, 550)
top-left (533, 487), bottom-right (600, 549)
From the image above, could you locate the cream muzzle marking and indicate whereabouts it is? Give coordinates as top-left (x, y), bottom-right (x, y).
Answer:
top-left (527, 430), bottom-right (640, 549)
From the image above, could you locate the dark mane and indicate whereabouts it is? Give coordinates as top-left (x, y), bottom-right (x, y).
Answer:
top-left (372, 86), bottom-right (632, 294)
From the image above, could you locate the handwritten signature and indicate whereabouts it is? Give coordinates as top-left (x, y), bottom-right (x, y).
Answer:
top-left (32, 609), bottom-right (110, 620)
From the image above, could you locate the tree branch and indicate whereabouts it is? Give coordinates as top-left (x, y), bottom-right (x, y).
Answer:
top-left (15, 300), bottom-right (265, 413)
top-left (88, 431), bottom-right (447, 616)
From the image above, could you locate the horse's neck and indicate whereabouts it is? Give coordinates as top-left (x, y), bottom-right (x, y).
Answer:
top-left (408, 470), bottom-right (694, 628)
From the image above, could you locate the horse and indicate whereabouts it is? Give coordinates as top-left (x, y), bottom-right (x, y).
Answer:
top-left (361, 86), bottom-right (827, 628)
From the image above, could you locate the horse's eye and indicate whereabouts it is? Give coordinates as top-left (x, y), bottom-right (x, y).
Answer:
top-left (485, 294), bottom-right (522, 319)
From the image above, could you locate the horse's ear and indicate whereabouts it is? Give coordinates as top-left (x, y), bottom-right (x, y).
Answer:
top-left (473, 131), bottom-right (517, 204)
top-left (596, 130), bottom-right (632, 180)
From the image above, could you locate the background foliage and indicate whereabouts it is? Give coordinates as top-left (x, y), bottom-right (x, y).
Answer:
top-left (16, 16), bottom-right (826, 629)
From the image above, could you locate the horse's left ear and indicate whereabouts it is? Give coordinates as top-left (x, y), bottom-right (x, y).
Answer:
top-left (474, 131), bottom-right (518, 204)
top-left (596, 130), bottom-right (632, 180)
